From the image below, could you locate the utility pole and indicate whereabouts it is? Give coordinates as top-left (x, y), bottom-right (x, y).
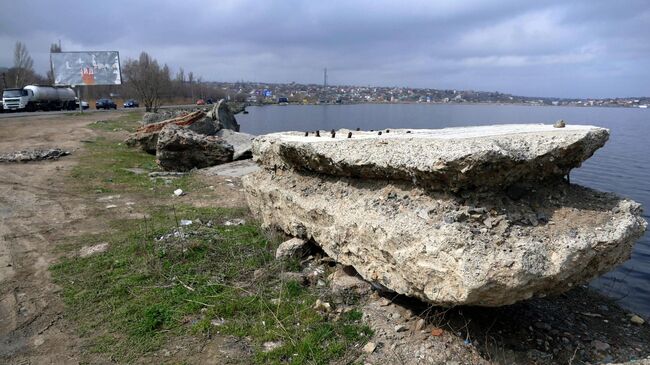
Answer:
top-left (323, 68), bottom-right (328, 89)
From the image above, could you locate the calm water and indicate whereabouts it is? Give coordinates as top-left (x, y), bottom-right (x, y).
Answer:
top-left (238, 103), bottom-right (650, 317)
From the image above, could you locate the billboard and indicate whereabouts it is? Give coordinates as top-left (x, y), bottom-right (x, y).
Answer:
top-left (51, 51), bottom-right (122, 86)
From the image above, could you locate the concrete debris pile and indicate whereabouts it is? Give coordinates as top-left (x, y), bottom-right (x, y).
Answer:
top-left (126, 100), bottom-right (253, 171)
top-left (0, 148), bottom-right (70, 163)
top-left (128, 110), bottom-right (207, 153)
top-left (156, 124), bottom-right (234, 171)
top-left (141, 101), bottom-right (247, 125)
top-left (243, 124), bottom-right (647, 307)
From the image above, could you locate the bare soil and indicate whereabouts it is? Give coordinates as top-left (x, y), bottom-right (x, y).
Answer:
top-left (0, 112), bottom-right (248, 364)
top-left (0, 113), bottom-right (104, 364)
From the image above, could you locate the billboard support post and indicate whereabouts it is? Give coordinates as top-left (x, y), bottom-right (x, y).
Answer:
top-left (74, 86), bottom-right (82, 113)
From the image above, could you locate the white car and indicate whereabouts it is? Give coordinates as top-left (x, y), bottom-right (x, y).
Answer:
top-left (75, 98), bottom-right (89, 110)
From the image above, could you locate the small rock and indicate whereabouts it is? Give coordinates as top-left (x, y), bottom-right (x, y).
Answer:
top-left (329, 266), bottom-right (372, 296)
top-left (173, 188), bottom-right (184, 196)
top-left (394, 324), bottom-right (408, 332)
top-left (79, 243), bottom-right (109, 258)
top-left (362, 342), bottom-right (376, 353)
top-left (430, 328), bottom-right (444, 337)
top-left (377, 297), bottom-right (392, 306)
top-left (581, 312), bottom-right (602, 318)
top-left (123, 167), bottom-right (146, 175)
top-left (275, 237), bottom-right (308, 259)
top-left (414, 318), bottom-right (426, 331)
top-left (223, 218), bottom-right (246, 226)
top-left (97, 194), bottom-right (121, 202)
top-left (262, 341), bottom-right (283, 352)
top-left (149, 171), bottom-right (188, 178)
top-left (630, 314), bottom-right (645, 325)
top-left (554, 119), bottom-right (566, 128)
top-left (210, 318), bottom-right (226, 326)
top-left (313, 299), bottom-right (331, 312)
top-left (591, 339), bottom-right (610, 352)
top-left (253, 268), bottom-right (266, 280)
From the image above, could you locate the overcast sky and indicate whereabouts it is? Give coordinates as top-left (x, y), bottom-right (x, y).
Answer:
top-left (1, 0), bottom-right (648, 98)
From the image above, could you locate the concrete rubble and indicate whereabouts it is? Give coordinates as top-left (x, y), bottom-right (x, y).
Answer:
top-left (0, 148), bottom-right (70, 163)
top-left (216, 129), bottom-right (254, 160)
top-left (126, 100), bottom-right (252, 171)
top-left (253, 125), bottom-right (609, 191)
top-left (275, 237), bottom-right (308, 259)
top-left (126, 110), bottom-right (206, 153)
top-left (243, 124), bottom-right (647, 307)
top-left (156, 124), bottom-right (233, 171)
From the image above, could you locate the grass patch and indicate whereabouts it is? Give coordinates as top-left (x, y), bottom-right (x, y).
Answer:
top-left (89, 111), bottom-right (143, 132)
top-left (69, 136), bottom-right (198, 195)
top-left (53, 121), bottom-right (371, 363)
top-left (52, 206), bottom-right (371, 363)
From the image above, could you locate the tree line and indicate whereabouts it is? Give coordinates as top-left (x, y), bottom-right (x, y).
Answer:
top-left (2, 41), bottom-right (245, 111)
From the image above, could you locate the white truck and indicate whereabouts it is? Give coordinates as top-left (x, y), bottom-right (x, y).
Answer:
top-left (2, 85), bottom-right (77, 112)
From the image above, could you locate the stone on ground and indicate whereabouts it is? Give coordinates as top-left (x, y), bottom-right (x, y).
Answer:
top-left (275, 237), bottom-right (307, 259)
top-left (216, 129), bottom-right (254, 160)
top-left (253, 124), bottom-right (609, 190)
top-left (0, 148), bottom-right (70, 163)
top-left (126, 110), bottom-right (206, 154)
top-left (156, 124), bottom-right (233, 171)
top-left (198, 160), bottom-right (260, 178)
top-left (208, 99), bottom-right (240, 132)
top-left (244, 124), bottom-right (646, 307)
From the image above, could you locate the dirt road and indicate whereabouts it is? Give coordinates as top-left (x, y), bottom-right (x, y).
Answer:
top-left (0, 113), bottom-right (120, 364)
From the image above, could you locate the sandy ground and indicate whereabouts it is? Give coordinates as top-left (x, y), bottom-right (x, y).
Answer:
top-left (0, 113), bottom-right (111, 364)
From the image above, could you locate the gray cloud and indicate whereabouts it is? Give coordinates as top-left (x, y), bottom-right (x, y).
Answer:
top-left (1, 0), bottom-right (648, 98)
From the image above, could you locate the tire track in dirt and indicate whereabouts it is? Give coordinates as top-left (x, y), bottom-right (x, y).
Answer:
top-left (0, 112), bottom-right (120, 364)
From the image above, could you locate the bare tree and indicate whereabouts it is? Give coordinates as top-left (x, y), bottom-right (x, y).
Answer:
top-left (188, 71), bottom-right (195, 100)
top-left (47, 41), bottom-right (62, 84)
top-left (160, 63), bottom-right (172, 100)
top-left (174, 67), bottom-right (186, 98)
top-left (13, 42), bottom-right (34, 87)
top-left (122, 52), bottom-right (170, 112)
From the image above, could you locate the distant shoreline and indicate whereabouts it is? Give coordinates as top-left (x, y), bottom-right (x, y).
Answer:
top-left (246, 101), bottom-right (648, 109)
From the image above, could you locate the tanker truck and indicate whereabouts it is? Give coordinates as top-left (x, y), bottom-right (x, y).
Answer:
top-left (2, 85), bottom-right (77, 112)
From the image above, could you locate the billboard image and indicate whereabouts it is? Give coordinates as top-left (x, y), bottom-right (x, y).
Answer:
top-left (51, 51), bottom-right (122, 86)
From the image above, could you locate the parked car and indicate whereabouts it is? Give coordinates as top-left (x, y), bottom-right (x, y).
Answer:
top-left (123, 99), bottom-right (139, 108)
top-left (75, 98), bottom-right (89, 110)
top-left (96, 98), bottom-right (117, 110)
top-left (196, 99), bottom-right (205, 105)
top-left (206, 98), bottom-right (214, 105)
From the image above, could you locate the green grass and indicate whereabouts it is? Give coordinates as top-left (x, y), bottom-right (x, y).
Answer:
top-left (69, 136), bottom-right (199, 196)
top-left (89, 111), bottom-right (143, 132)
top-left (52, 123), bottom-right (371, 363)
top-left (52, 206), bottom-right (371, 363)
